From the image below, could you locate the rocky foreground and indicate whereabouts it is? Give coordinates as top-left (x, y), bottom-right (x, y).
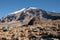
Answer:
top-left (0, 20), bottom-right (60, 40)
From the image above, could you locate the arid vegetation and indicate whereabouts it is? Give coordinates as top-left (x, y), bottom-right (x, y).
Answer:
top-left (0, 20), bottom-right (60, 40)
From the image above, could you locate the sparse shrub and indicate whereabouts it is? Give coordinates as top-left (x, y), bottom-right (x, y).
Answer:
top-left (2, 26), bottom-right (8, 32)
top-left (2, 38), bottom-right (7, 40)
top-left (11, 38), bottom-right (18, 40)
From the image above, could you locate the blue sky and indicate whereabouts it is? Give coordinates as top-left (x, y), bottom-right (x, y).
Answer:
top-left (0, 0), bottom-right (60, 18)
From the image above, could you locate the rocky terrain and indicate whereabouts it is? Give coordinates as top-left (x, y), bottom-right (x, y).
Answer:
top-left (0, 7), bottom-right (60, 40)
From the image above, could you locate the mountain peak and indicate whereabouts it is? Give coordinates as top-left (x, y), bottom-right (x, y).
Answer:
top-left (10, 7), bottom-right (38, 15)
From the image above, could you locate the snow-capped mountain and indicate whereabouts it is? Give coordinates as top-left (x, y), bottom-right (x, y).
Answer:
top-left (0, 7), bottom-right (60, 40)
top-left (0, 7), bottom-right (60, 26)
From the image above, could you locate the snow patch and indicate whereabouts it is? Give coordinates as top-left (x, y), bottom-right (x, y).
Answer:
top-left (27, 7), bottom-right (37, 10)
top-left (10, 8), bottom-right (26, 14)
top-left (29, 7), bottom-right (37, 9)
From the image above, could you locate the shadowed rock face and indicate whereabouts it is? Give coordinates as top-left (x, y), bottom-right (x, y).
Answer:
top-left (0, 7), bottom-right (60, 26)
top-left (42, 11), bottom-right (60, 20)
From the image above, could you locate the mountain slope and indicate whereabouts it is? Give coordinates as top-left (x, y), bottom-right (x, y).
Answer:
top-left (0, 7), bottom-right (60, 26)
